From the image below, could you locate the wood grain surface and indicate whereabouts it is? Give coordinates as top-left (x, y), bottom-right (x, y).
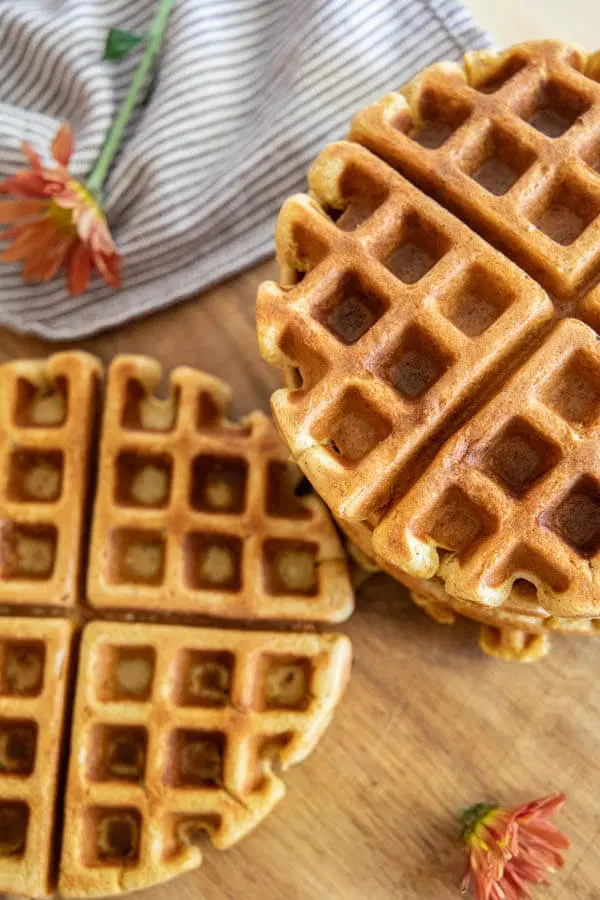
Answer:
top-left (2, 4), bottom-right (600, 898)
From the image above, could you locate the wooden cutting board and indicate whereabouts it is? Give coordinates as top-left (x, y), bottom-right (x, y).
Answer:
top-left (0, 259), bottom-right (598, 900)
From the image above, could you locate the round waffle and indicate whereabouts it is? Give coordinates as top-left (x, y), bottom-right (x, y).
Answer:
top-left (338, 514), bottom-right (599, 664)
top-left (0, 352), bottom-right (353, 898)
top-left (257, 40), bottom-right (600, 621)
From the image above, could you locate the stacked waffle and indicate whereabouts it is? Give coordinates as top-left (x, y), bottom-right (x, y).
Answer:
top-left (0, 353), bottom-right (353, 898)
top-left (257, 39), bottom-right (600, 662)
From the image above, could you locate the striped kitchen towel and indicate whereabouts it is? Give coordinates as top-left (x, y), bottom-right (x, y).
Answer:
top-left (0, 0), bottom-right (491, 339)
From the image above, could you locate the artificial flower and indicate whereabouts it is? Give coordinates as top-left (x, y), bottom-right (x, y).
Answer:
top-left (0, 122), bottom-right (121, 296)
top-left (461, 793), bottom-right (569, 900)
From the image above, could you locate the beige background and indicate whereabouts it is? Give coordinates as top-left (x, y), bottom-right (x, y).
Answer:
top-left (2, 3), bottom-right (600, 900)
top-left (467, 0), bottom-right (595, 47)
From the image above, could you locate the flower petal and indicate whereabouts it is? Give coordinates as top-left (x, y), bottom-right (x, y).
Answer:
top-left (21, 141), bottom-right (42, 169)
top-left (75, 205), bottom-right (98, 243)
top-left (0, 198), bottom-right (47, 222)
top-left (92, 247), bottom-right (121, 288)
top-left (67, 242), bottom-right (93, 296)
top-left (105, 253), bottom-right (122, 288)
top-left (0, 120), bottom-right (121, 294)
top-left (51, 122), bottom-right (73, 167)
top-left (461, 794), bottom-right (568, 900)
top-left (89, 219), bottom-right (117, 255)
top-left (53, 191), bottom-right (81, 211)
top-left (516, 795), bottom-right (566, 823)
top-left (522, 821), bottom-right (570, 852)
top-left (474, 868), bottom-right (492, 900)
top-left (22, 233), bottom-right (75, 281)
top-left (0, 225), bottom-right (24, 241)
top-left (0, 171), bottom-right (49, 197)
top-left (0, 220), bottom-right (60, 262)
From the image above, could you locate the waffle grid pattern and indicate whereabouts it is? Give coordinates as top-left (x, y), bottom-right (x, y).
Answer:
top-left (0, 618), bottom-right (73, 898)
top-left (350, 41), bottom-right (600, 310)
top-left (258, 140), bottom-right (552, 522)
top-left (373, 319), bottom-right (600, 615)
top-left (0, 353), bottom-right (353, 897)
top-left (0, 353), bottom-right (101, 609)
top-left (59, 623), bottom-right (350, 897)
top-left (256, 41), bottom-right (600, 619)
top-left (88, 356), bottom-right (353, 623)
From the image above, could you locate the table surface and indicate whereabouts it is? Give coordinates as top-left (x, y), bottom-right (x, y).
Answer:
top-left (2, 3), bottom-right (600, 899)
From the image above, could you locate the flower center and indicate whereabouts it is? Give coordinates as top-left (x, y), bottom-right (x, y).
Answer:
top-left (47, 199), bottom-right (77, 236)
top-left (47, 181), bottom-right (101, 236)
top-left (460, 803), bottom-right (496, 845)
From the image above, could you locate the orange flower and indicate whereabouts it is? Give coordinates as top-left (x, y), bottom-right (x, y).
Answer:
top-left (0, 123), bottom-right (121, 296)
top-left (461, 794), bottom-right (569, 900)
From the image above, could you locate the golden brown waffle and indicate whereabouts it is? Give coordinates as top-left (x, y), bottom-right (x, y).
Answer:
top-left (0, 353), bottom-right (101, 610)
top-left (59, 622), bottom-right (351, 897)
top-left (258, 140), bottom-right (552, 521)
top-left (0, 617), bottom-right (74, 898)
top-left (337, 513), bottom-right (599, 666)
top-left (256, 41), bottom-right (600, 620)
top-left (0, 353), bottom-right (353, 897)
top-left (350, 40), bottom-right (600, 313)
top-left (88, 356), bottom-right (353, 623)
top-left (373, 319), bottom-right (600, 617)
top-left (408, 579), bottom-right (552, 663)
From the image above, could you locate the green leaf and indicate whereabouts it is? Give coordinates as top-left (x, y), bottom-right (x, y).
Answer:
top-left (104, 27), bottom-right (144, 61)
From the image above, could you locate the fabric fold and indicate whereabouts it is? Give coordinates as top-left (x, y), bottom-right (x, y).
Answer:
top-left (0, 0), bottom-right (491, 338)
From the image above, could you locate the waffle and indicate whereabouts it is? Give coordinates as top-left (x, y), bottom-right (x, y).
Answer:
top-left (88, 356), bottom-right (353, 624)
top-left (371, 318), bottom-right (600, 616)
top-left (256, 40), bottom-right (600, 619)
top-left (59, 622), bottom-right (351, 897)
top-left (0, 353), bottom-right (354, 897)
top-left (350, 40), bottom-right (600, 313)
top-left (258, 140), bottom-right (552, 521)
top-left (0, 353), bottom-right (101, 610)
top-left (0, 617), bottom-right (74, 898)
top-left (338, 514), bottom-right (600, 664)
top-left (407, 577), bottom-right (552, 663)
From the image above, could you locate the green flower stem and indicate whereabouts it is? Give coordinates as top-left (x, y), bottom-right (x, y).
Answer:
top-left (87, 0), bottom-right (175, 200)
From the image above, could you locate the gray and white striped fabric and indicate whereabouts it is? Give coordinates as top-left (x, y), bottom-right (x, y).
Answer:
top-left (0, 0), bottom-right (491, 339)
